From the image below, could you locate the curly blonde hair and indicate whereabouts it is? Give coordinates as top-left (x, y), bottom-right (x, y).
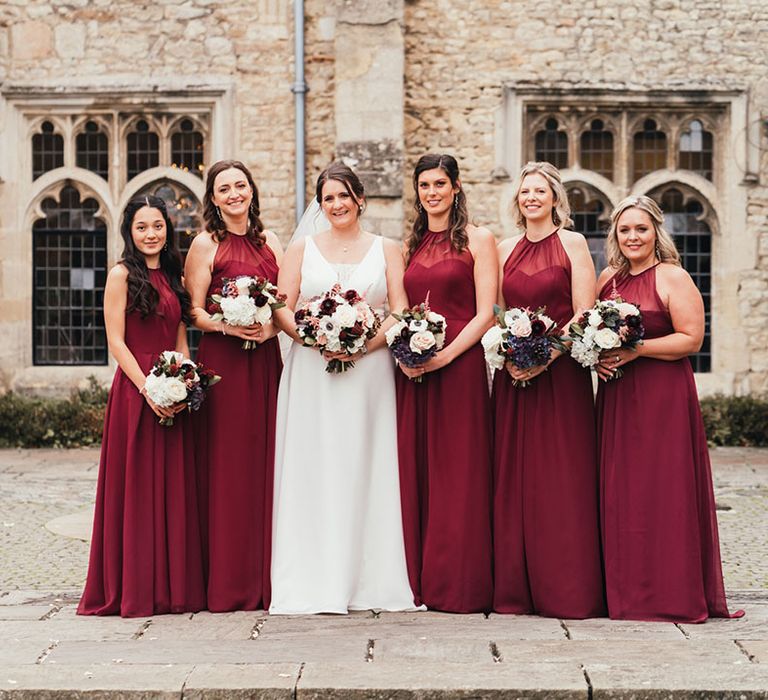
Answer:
top-left (606, 195), bottom-right (681, 271)
top-left (510, 161), bottom-right (573, 231)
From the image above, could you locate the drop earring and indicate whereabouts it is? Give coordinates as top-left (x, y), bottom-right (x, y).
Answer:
top-left (215, 205), bottom-right (223, 221)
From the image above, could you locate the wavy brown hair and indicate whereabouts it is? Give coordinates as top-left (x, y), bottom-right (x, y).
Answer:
top-left (315, 162), bottom-right (365, 213)
top-left (406, 153), bottom-right (469, 260)
top-left (119, 195), bottom-right (192, 323)
top-left (203, 159), bottom-right (265, 245)
top-left (606, 195), bottom-right (681, 271)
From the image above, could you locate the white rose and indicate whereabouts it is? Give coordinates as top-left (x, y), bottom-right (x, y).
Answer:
top-left (144, 373), bottom-right (187, 406)
top-left (427, 311), bottom-right (445, 324)
top-left (594, 327), bottom-right (621, 349)
top-left (161, 350), bottom-right (184, 364)
top-left (220, 295), bottom-right (257, 326)
top-left (385, 320), bottom-right (407, 346)
top-left (433, 331), bottom-right (446, 349)
top-left (253, 302), bottom-right (273, 325)
top-left (234, 277), bottom-right (254, 296)
top-left (504, 308), bottom-right (525, 326)
top-left (481, 325), bottom-right (504, 355)
top-left (332, 303), bottom-right (358, 328)
top-left (617, 302), bottom-right (639, 318)
top-left (509, 315), bottom-right (532, 338)
top-left (409, 319), bottom-right (428, 333)
top-left (587, 309), bottom-right (603, 327)
top-left (410, 331), bottom-right (436, 354)
top-left (309, 299), bottom-right (322, 315)
top-left (538, 314), bottom-right (554, 329)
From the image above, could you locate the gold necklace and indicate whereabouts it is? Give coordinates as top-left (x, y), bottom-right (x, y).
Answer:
top-left (331, 230), bottom-right (362, 254)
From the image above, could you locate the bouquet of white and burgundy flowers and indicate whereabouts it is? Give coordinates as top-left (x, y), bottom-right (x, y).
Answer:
top-left (567, 297), bottom-right (644, 378)
top-left (481, 305), bottom-right (564, 386)
top-left (143, 351), bottom-right (221, 426)
top-left (294, 283), bottom-right (381, 373)
top-left (208, 275), bottom-right (286, 349)
top-left (385, 299), bottom-right (447, 383)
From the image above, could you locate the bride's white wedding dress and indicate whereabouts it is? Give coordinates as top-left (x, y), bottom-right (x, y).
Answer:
top-left (269, 235), bottom-right (418, 614)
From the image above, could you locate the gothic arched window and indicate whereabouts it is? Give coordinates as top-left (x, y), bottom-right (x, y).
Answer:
top-left (33, 186), bottom-right (107, 365)
top-left (649, 186), bottom-right (713, 373)
top-left (127, 119), bottom-right (160, 180)
top-left (32, 121), bottom-right (64, 180)
top-left (567, 185), bottom-right (611, 271)
top-left (534, 117), bottom-right (568, 169)
top-left (579, 119), bottom-right (614, 180)
top-left (76, 120), bottom-right (109, 180)
top-left (679, 120), bottom-right (713, 181)
top-left (633, 119), bottom-right (667, 181)
top-left (171, 118), bottom-right (204, 177)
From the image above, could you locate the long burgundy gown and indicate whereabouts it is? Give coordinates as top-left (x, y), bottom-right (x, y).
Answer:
top-left (597, 265), bottom-right (741, 622)
top-left (396, 229), bottom-right (493, 613)
top-left (195, 233), bottom-right (282, 612)
top-left (79, 268), bottom-right (205, 617)
top-left (493, 231), bottom-right (606, 618)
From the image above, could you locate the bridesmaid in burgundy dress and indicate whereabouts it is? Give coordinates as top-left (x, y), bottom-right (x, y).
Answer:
top-left (596, 195), bottom-right (742, 622)
top-left (185, 160), bottom-right (283, 612)
top-left (493, 162), bottom-right (605, 618)
top-left (396, 154), bottom-right (497, 612)
top-left (79, 195), bottom-right (205, 617)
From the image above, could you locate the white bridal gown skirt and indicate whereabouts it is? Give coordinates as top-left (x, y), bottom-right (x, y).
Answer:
top-left (270, 342), bottom-right (419, 614)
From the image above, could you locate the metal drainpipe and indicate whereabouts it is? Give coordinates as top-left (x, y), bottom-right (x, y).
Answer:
top-left (292, 0), bottom-right (308, 225)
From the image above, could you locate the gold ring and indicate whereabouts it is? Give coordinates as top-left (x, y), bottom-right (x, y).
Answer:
top-left (615, 355), bottom-right (620, 362)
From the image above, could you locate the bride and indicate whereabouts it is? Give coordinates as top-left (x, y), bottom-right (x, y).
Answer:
top-left (270, 162), bottom-right (419, 614)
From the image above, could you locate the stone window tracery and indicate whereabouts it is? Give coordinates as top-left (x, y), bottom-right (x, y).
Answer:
top-left (32, 121), bottom-right (64, 180)
top-left (33, 186), bottom-right (108, 366)
top-left (75, 120), bottom-right (109, 180)
top-left (126, 119), bottom-right (160, 180)
top-left (633, 118), bottom-right (668, 181)
top-left (534, 117), bottom-right (568, 169)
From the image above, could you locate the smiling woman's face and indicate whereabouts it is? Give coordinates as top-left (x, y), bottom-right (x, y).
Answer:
top-left (616, 206), bottom-right (657, 265)
top-left (211, 167), bottom-right (253, 218)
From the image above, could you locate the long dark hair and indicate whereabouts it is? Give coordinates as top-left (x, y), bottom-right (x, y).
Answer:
top-left (203, 159), bottom-right (266, 245)
top-left (406, 153), bottom-right (469, 260)
top-left (119, 195), bottom-right (192, 323)
top-left (315, 161), bottom-right (365, 213)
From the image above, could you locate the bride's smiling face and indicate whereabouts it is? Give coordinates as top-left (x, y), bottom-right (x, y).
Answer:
top-left (320, 178), bottom-right (363, 229)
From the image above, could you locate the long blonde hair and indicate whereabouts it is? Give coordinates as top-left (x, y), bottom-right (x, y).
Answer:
top-left (606, 195), bottom-right (681, 270)
top-left (510, 161), bottom-right (573, 231)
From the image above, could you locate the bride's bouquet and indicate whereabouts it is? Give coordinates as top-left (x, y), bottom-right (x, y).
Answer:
top-left (567, 297), bottom-right (644, 378)
top-left (294, 283), bottom-right (381, 373)
top-left (481, 305), bottom-right (564, 386)
top-left (209, 275), bottom-right (286, 349)
top-left (385, 299), bottom-right (447, 383)
top-left (143, 351), bottom-right (221, 426)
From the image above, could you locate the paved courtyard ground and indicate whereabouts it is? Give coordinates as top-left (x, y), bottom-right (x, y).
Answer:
top-left (0, 446), bottom-right (766, 698)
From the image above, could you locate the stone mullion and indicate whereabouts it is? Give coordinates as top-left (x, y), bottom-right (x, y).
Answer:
top-left (617, 111), bottom-right (630, 195)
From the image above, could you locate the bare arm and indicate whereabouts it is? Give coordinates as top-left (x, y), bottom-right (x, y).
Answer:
top-left (367, 237), bottom-right (408, 353)
top-left (272, 238), bottom-right (305, 343)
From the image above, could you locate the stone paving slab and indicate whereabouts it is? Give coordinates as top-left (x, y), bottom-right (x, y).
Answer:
top-left (494, 639), bottom-right (746, 666)
top-left (183, 663), bottom-right (300, 700)
top-left (563, 618), bottom-right (687, 640)
top-left (370, 637), bottom-right (496, 663)
top-left (0, 606), bottom-right (57, 621)
top-left (1, 618), bottom-right (149, 643)
top-left (145, 610), bottom-right (263, 641)
top-left (739, 639), bottom-right (768, 663)
top-left (296, 661), bottom-right (589, 699)
top-left (679, 603), bottom-right (768, 639)
top-left (0, 664), bottom-right (193, 698)
top-left (44, 638), bottom-right (372, 665)
top-left (0, 642), bottom-right (50, 665)
top-left (586, 661), bottom-right (768, 699)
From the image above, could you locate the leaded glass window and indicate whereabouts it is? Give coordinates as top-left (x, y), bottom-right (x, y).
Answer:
top-left (127, 119), bottom-right (159, 180)
top-left (32, 121), bottom-right (64, 180)
top-left (580, 119), bottom-right (614, 180)
top-left (76, 120), bottom-right (109, 179)
top-left (568, 185), bottom-right (611, 271)
top-left (633, 119), bottom-right (667, 180)
top-left (33, 186), bottom-right (108, 365)
top-left (679, 120), bottom-right (713, 180)
top-left (171, 119), bottom-right (204, 177)
top-left (534, 117), bottom-right (568, 169)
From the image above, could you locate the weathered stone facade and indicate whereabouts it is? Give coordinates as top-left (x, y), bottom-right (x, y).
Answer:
top-left (0, 0), bottom-right (766, 395)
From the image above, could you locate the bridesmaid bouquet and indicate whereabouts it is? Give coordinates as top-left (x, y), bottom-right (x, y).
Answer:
top-left (209, 275), bottom-right (286, 349)
top-left (385, 299), bottom-right (447, 383)
top-left (482, 305), bottom-right (564, 387)
top-left (143, 351), bottom-right (221, 426)
top-left (294, 283), bottom-right (381, 373)
top-left (567, 297), bottom-right (644, 378)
